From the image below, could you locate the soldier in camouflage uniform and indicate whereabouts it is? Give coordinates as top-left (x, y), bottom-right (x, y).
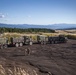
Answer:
top-left (25, 48), bottom-right (31, 55)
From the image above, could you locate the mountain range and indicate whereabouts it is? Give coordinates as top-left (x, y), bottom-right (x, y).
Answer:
top-left (0, 23), bottom-right (76, 29)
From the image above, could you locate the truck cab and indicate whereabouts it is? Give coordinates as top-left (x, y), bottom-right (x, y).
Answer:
top-left (37, 35), bottom-right (48, 44)
top-left (0, 37), bottom-right (8, 49)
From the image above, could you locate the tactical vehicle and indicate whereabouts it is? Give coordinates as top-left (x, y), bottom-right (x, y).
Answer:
top-left (37, 35), bottom-right (48, 44)
top-left (48, 35), bottom-right (67, 44)
top-left (10, 36), bottom-right (32, 47)
top-left (0, 37), bottom-right (8, 49)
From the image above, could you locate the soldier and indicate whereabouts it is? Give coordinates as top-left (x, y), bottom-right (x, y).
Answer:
top-left (27, 48), bottom-right (31, 55)
top-left (25, 48), bottom-right (31, 55)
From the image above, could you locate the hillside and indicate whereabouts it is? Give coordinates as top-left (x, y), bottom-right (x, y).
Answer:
top-left (0, 23), bottom-right (76, 29)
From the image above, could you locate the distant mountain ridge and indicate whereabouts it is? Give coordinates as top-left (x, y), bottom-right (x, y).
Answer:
top-left (0, 23), bottom-right (76, 29)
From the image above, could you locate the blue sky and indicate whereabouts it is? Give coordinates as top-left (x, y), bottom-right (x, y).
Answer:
top-left (0, 0), bottom-right (76, 25)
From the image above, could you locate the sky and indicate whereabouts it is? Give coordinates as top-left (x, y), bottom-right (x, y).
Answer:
top-left (0, 0), bottom-right (76, 25)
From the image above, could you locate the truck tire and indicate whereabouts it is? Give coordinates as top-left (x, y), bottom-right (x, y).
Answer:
top-left (29, 42), bottom-right (32, 45)
top-left (41, 41), bottom-right (44, 44)
top-left (20, 43), bottom-right (23, 47)
top-left (15, 43), bottom-right (19, 47)
top-left (1, 45), bottom-right (3, 49)
top-left (43, 41), bottom-right (46, 44)
top-left (4, 44), bottom-right (8, 48)
top-left (54, 41), bottom-right (58, 44)
top-left (51, 41), bottom-right (54, 44)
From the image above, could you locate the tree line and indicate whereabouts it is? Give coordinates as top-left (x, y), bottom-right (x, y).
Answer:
top-left (0, 27), bottom-right (55, 33)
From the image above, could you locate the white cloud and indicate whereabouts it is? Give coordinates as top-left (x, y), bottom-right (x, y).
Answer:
top-left (28, 15), bottom-right (31, 18)
top-left (0, 13), bottom-right (5, 18)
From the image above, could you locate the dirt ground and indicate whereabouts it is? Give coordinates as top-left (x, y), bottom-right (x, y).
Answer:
top-left (0, 39), bottom-right (76, 75)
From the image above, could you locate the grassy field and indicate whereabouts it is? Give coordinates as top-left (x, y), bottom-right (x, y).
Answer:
top-left (1, 29), bottom-right (76, 40)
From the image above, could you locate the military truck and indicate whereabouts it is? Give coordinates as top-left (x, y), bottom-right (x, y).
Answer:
top-left (48, 35), bottom-right (67, 44)
top-left (10, 36), bottom-right (32, 47)
top-left (36, 35), bottom-right (48, 44)
top-left (0, 37), bottom-right (8, 49)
